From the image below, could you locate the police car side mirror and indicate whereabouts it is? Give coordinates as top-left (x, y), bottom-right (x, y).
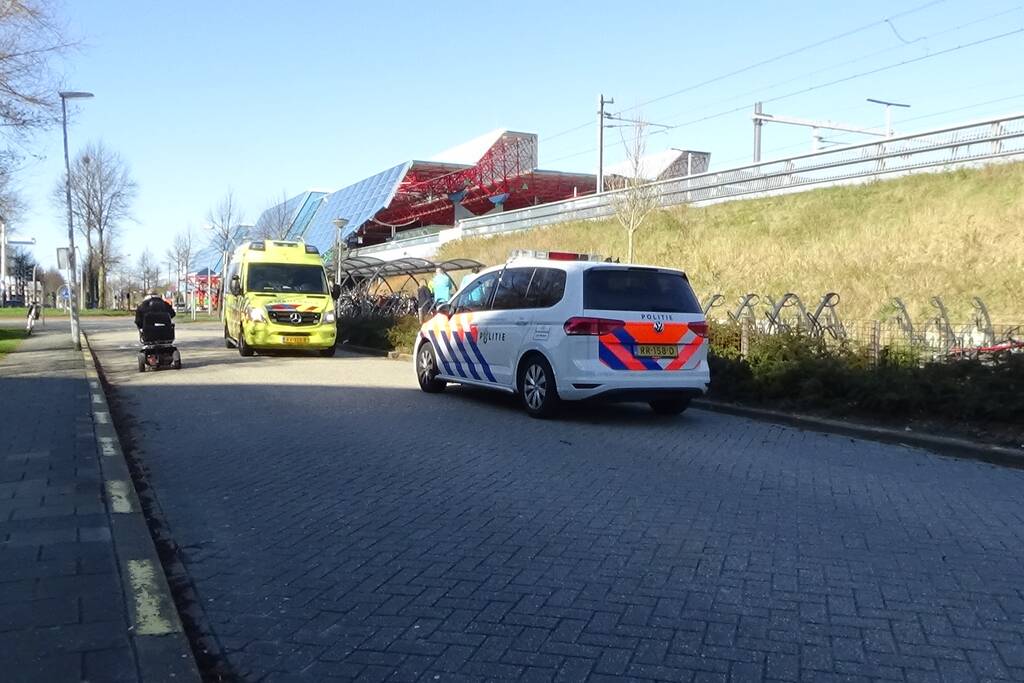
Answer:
top-left (436, 302), bottom-right (451, 317)
top-left (331, 284), bottom-right (342, 300)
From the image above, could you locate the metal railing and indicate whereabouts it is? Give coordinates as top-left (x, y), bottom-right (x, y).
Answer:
top-left (456, 111), bottom-right (1024, 239)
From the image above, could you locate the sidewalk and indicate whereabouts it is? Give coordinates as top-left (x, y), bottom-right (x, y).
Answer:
top-left (0, 325), bottom-right (191, 682)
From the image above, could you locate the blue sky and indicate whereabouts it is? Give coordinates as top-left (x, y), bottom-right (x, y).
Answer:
top-left (11, 0), bottom-right (1024, 270)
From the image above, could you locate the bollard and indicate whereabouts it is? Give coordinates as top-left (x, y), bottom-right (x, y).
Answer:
top-left (740, 321), bottom-right (750, 359)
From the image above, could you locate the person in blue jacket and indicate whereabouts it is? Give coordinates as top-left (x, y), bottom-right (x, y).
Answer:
top-left (432, 268), bottom-right (452, 305)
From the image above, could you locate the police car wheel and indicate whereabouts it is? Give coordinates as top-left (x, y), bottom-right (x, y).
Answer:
top-left (519, 356), bottom-right (560, 419)
top-left (416, 342), bottom-right (446, 393)
top-left (137, 353), bottom-right (146, 373)
top-left (649, 397), bottom-right (691, 415)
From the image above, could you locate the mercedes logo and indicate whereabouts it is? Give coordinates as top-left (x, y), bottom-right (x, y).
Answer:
top-left (653, 320), bottom-right (664, 333)
top-left (288, 312), bottom-right (302, 324)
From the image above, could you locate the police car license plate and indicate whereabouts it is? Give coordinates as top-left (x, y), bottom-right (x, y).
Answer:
top-left (281, 336), bottom-right (308, 345)
top-left (636, 344), bottom-right (677, 358)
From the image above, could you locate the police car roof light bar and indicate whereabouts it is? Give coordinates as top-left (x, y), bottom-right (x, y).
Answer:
top-left (509, 249), bottom-right (604, 262)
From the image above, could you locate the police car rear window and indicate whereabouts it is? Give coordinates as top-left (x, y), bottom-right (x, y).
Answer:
top-left (584, 269), bottom-right (701, 313)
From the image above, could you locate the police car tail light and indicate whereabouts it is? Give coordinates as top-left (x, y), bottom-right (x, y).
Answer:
top-left (563, 316), bottom-right (624, 336)
top-left (689, 321), bottom-right (708, 337)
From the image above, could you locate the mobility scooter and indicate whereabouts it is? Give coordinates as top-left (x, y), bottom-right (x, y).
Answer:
top-left (138, 312), bottom-right (182, 372)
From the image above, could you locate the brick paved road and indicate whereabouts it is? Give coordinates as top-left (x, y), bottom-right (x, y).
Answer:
top-left (86, 320), bottom-right (1024, 682)
top-left (0, 323), bottom-right (139, 682)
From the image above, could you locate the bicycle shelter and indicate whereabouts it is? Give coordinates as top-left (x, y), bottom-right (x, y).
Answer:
top-left (337, 256), bottom-right (485, 296)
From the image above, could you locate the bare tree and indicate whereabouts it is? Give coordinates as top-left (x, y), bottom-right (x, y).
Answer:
top-left (610, 119), bottom-right (659, 264)
top-left (41, 266), bottom-right (64, 304)
top-left (137, 249), bottom-right (159, 292)
top-left (0, 1), bottom-right (72, 145)
top-left (207, 191), bottom-right (243, 317)
top-left (207, 190), bottom-right (242, 254)
top-left (54, 141), bottom-right (137, 307)
top-left (253, 191), bottom-right (293, 240)
top-left (167, 227), bottom-right (193, 303)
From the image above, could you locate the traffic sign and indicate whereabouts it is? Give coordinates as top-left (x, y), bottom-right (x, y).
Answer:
top-left (58, 285), bottom-right (71, 301)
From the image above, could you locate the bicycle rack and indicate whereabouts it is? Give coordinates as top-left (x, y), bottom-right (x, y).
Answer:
top-left (808, 292), bottom-right (845, 340)
top-left (728, 294), bottom-right (759, 325)
top-left (702, 293), bottom-right (726, 317)
top-left (764, 293), bottom-right (811, 334)
top-left (970, 296), bottom-right (996, 347)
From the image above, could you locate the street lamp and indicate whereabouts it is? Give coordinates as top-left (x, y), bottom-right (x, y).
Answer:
top-left (60, 89), bottom-right (94, 350)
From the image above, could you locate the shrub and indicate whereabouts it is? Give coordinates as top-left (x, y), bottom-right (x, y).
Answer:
top-left (707, 328), bottom-right (1024, 427)
top-left (338, 314), bottom-right (421, 355)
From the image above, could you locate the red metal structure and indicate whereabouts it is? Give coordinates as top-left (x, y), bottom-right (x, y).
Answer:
top-left (361, 131), bottom-right (595, 245)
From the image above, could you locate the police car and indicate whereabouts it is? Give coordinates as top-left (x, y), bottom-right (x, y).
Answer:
top-left (414, 250), bottom-right (710, 418)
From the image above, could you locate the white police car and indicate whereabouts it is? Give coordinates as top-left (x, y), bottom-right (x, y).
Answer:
top-left (414, 250), bottom-right (710, 418)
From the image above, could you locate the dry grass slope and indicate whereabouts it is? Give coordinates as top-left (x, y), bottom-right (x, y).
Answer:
top-left (438, 162), bottom-right (1024, 322)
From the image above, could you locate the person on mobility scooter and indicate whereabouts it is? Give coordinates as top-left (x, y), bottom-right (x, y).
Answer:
top-left (135, 291), bottom-right (181, 372)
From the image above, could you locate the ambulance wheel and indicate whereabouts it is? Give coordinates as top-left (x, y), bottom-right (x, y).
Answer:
top-left (649, 397), bottom-right (691, 415)
top-left (416, 342), bottom-right (446, 393)
top-left (223, 323), bottom-right (234, 348)
top-left (319, 344), bottom-right (336, 358)
top-left (519, 354), bottom-right (560, 419)
top-left (172, 350), bottom-right (182, 370)
top-left (137, 353), bottom-right (146, 373)
top-left (238, 326), bottom-right (254, 357)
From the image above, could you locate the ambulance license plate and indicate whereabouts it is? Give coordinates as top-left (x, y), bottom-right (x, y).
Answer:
top-left (636, 344), bottom-right (677, 358)
top-left (281, 336), bottom-right (308, 345)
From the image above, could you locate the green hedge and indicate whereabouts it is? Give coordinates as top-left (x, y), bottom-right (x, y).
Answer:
top-left (337, 315), bottom-right (420, 355)
top-left (707, 323), bottom-right (1024, 425)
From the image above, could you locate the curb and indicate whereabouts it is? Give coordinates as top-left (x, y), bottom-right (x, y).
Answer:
top-left (80, 334), bottom-right (201, 682)
top-left (337, 342), bottom-right (389, 357)
top-left (694, 399), bottom-right (1024, 468)
top-left (337, 343), bottom-right (414, 361)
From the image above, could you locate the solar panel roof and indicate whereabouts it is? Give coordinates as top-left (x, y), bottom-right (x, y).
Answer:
top-left (302, 161), bottom-right (412, 251)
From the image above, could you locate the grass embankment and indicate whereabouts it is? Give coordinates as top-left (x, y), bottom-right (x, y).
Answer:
top-left (0, 328), bottom-right (27, 361)
top-left (438, 162), bottom-right (1024, 322)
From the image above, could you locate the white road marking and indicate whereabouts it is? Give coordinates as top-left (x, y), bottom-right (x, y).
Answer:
top-left (95, 411), bottom-right (110, 424)
top-left (127, 559), bottom-right (176, 635)
top-left (99, 436), bottom-right (117, 457)
top-left (106, 480), bottom-right (133, 513)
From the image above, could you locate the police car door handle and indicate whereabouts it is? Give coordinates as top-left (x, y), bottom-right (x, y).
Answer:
top-left (515, 317), bottom-right (529, 326)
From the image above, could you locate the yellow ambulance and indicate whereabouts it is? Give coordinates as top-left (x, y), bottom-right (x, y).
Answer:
top-left (222, 240), bottom-right (341, 356)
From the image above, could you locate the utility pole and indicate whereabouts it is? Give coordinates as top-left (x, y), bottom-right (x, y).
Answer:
top-left (867, 98), bottom-right (911, 137)
top-left (753, 102), bottom-right (763, 162)
top-left (596, 94), bottom-right (614, 193)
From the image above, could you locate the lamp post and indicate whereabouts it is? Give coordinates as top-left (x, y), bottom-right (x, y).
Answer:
top-left (60, 90), bottom-right (94, 350)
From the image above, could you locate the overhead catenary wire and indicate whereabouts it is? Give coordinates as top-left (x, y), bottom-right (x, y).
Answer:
top-left (543, 24), bottom-right (1024, 166)
top-left (540, 0), bottom-right (949, 142)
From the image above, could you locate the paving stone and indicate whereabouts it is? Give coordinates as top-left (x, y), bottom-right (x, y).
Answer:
top-left (80, 321), bottom-right (1024, 681)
